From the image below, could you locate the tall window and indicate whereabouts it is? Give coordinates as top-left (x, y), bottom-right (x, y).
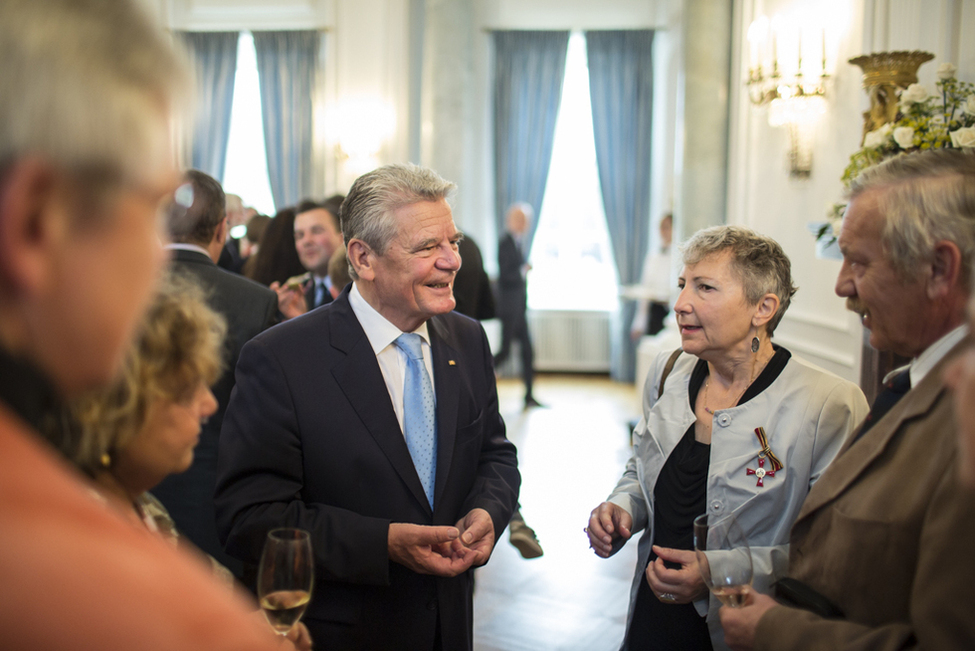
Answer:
top-left (527, 32), bottom-right (618, 312)
top-left (222, 32), bottom-right (276, 224)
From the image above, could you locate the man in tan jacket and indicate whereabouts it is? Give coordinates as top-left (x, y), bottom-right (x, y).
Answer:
top-left (721, 149), bottom-right (975, 650)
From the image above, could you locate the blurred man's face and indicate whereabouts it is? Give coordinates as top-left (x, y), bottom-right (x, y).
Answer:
top-left (660, 217), bottom-right (673, 247)
top-left (295, 208), bottom-right (341, 276)
top-left (31, 166), bottom-right (176, 395)
top-left (507, 207), bottom-right (529, 236)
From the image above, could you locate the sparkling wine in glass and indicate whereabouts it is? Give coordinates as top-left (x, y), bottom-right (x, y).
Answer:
top-left (257, 528), bottom-right (314, 635)
top-left (693, 512), bottom-right (753, 607)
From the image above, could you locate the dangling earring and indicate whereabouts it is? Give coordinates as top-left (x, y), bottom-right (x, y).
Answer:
top-left (751, 336), bottom-right (760, 354)
top-left (100, 451), bottom-right (112, 468)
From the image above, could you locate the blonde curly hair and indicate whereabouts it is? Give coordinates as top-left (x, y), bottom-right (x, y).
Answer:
top-left (62, 272), bottom-right (226, 476)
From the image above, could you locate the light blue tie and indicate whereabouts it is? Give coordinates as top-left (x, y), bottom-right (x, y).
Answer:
top-left (394, 333), bottom-right (437, 507)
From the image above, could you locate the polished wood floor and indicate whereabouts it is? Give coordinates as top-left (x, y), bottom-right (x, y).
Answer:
top-left (473, 374), bottom-right (642, 651)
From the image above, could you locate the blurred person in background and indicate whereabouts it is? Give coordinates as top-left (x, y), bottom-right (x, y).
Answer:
top-left (327, 243), bottom-right (352, 301)
top-left (631, 213), bottom-right (674, 340)
top-left (153, 169), bottom-right (277, 578)
top-left (495, 202), bottom-right (543, 410)
top-left (218, 192), bottom-right (248, 272)
top-left (273, 194), bottom-right (345, 319)
top-left (240, 213), bottom-right (272, 274)
top-left (244, 206), bottom-right (306, 288)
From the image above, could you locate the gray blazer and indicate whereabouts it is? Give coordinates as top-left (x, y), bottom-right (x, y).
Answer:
top-left (609, 349), bottom-right (868, 650)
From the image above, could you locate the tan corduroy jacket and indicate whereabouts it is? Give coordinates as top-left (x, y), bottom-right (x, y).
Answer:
top-left (756, 338), bottom-right (975, 651)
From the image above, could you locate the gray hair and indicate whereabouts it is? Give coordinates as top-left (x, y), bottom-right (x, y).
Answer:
top-left (341, 163), bottom-right (456, 280)
top-left (681, 225), bottom-right (798, 336)
top-left (506, 202), bottom-right (535, 220)
top-left (0, 0), bottom-right (190, 200)
top-left (847, 149), bottom-right (975, 286)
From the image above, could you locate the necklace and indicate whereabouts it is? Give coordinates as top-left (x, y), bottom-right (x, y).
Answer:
top-left (702, 350), bottom-right (773, 415)
top-left (702, 377), bottom-right (750, 415)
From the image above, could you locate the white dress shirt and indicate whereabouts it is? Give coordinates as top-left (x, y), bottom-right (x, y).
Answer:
top-left (349, 282), bottom-right (436, 436)
top-left (883, 324), bottom-right (969, 388)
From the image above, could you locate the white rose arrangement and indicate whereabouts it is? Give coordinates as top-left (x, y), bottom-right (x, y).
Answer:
top-left (819, 61), bottom-right (975, 244)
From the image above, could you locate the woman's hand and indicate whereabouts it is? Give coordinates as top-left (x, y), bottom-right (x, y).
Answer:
top-left (645, 545), bottom-right (708, 604)
top-left (586, 502), bottom-right (632, 557)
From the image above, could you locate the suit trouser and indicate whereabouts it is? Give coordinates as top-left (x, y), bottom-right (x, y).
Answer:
top-left (494, 307), bottom-right (534, 399)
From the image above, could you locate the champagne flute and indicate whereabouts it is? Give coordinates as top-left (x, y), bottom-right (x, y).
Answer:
top-left (693, 512), bottom-right (752, 607)
top-left (257, 528), bottom-right (314, 636)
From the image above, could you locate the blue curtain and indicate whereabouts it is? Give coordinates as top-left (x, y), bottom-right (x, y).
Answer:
top-left (179, 31), bottom-right (239, 181)
top-left (586, 30), bottom-right (654, 382)
top-left (492, 31), bottom-right (569, 248)
top-left (253, 31), bottom-right (320, 210)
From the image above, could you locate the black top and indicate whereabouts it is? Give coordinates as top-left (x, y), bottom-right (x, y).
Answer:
top-left (0, 345), bottom-right (62, 442)
top-left (624, 345), bottom-right (791, 651)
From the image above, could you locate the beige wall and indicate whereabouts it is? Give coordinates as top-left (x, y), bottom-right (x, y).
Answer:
top-left (727, 0), bottom-right (975, 382)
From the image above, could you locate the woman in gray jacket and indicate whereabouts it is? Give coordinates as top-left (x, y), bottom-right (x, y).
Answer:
top-left (587, 225), bottom-right (868, 651)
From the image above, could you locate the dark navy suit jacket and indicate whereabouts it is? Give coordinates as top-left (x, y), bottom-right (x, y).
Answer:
top-left (215, 288), bottom-right (520, 651)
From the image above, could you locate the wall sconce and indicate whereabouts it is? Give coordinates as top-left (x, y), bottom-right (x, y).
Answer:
top-left (746, 14), bottom-right (829, 178)
top-left (328, 97), bottom-right (396, 176)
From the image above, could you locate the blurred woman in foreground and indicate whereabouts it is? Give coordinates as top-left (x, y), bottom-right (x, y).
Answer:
top-left (52, 273), bottom-right (310, 648)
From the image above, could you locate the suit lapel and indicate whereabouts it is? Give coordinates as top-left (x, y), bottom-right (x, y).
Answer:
top-left (328, 295), bottom-right (432, 513)
top-left (429, 317), bottom-right (460, 512)
top-left (795, 338), bottom-right (967, 523)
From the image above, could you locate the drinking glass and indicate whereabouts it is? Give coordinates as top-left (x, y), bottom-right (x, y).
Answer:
top-left (257, 528), bottom-right (314, 635)
top-left (693, 512), bottom-right (752, 607)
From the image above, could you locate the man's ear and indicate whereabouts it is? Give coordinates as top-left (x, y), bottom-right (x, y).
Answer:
top-left (751, 293), bottom-right (780, 329)
top-left (214, 216), bottom-right (228, 247)
top-left (347, 238), bottom-right (375, 281)
top-left (927, 240), bottom-right (962, 299)
top-left (0, 158), bottom-right (64, 296)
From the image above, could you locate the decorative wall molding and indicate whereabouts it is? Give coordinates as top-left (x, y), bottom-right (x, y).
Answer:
top-left (782, 309), bottom-right (853, 335)
top-left (773, 333), bottom-right (857, 370)
top-left (163, 0), bottom-right (333, 31)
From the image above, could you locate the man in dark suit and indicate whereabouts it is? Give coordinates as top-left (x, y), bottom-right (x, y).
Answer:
top-left (720, 149), bottom-right (975, 650)
top-left (153, 169), bottom-right (277, 577)
top-left (495, 202), bottom-right (542, 409)
top-left (453, 235), bottom-right (495, 321)
top-left (216, 164), bottom-right (520, 650)
top-left (274, 195), bottom-right (345, 319)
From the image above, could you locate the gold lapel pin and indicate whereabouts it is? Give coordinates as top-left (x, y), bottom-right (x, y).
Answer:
top-left (448, 360), bottom-right (456, 366)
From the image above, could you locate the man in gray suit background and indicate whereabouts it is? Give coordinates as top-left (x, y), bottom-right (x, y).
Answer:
top-left (153, 169), bottom-right (278, 577)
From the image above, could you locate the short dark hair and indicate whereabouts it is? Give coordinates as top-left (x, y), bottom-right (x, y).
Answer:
top-left (244, 213), bottom-right (271, 245)
top-left (296, 194), bottom-right (343, 233)
top-left (167, 169), bottom-right (225, 245)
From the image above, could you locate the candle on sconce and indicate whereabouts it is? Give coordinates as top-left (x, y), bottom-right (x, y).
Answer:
top-left (798, 28), bottom-right (803, 75)
top-left (821, 29), bottom-right (826, 75)
top-left (772, 30), bottom-right (777, 73)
